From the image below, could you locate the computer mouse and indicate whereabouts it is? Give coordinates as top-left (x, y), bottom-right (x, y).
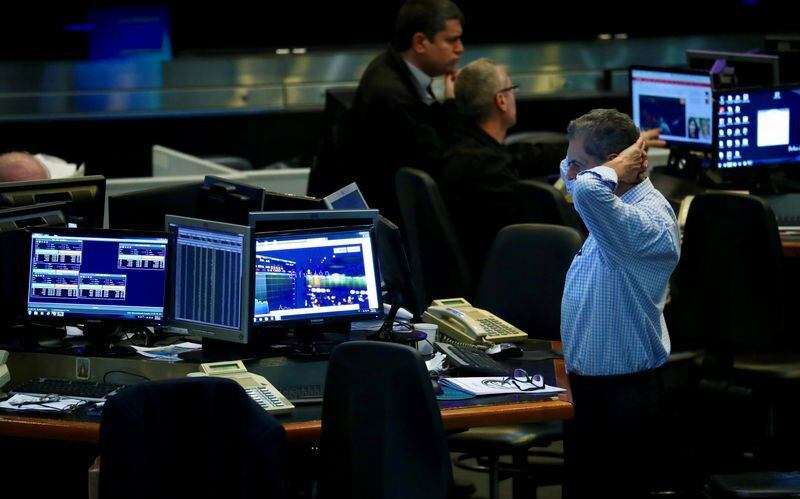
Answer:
top-left (431, 378), bottom-right (444, 396)
top-left (485, 343), bottom-right (523, 359)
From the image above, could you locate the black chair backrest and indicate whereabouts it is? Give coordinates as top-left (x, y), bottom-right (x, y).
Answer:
top-left (512, 179), bottom-right (586, 236)
top-left (476, 224), bottom-right (583, 340)
top-left (319, 341), bottom-right (451, 499)
top-left (395, 167), bottom-right (473, 311)
top-left (99, 377), bottom-right (286, 499)
top-left (671, 192), bottom-right (786, 351)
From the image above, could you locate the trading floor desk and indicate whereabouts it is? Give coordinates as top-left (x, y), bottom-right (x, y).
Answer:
top-left (0, 342), bottom-right (573, 445)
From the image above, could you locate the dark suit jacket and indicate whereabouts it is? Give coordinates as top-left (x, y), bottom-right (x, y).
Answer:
top-left (437, 124), bottom-right (565, 278)
top-left (341, 46), bottom-right (459, 222)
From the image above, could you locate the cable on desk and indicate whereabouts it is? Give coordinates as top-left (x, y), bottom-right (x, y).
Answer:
top-left (103, 370), bottom-right (151, 384)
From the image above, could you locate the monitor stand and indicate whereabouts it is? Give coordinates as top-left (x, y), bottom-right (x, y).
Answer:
top-left (65, 322), bottom-right (135, 357)
top-left (368, 302), bottom-right (426, 345)
top-left (179, 337), bottom-right (263, 363)
top-left (15, 323), bottom-right (68, 349)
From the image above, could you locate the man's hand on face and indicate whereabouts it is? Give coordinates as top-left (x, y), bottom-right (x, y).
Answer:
top-left (444, 69), bottom-right (459, 99)
top-left (607, 137), bottom-right (648, 184)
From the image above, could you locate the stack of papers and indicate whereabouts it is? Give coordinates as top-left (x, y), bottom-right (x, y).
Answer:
top-left (440, 377), bottom-right (566, 396)
top-left (0, 394), bottom-right (87, 412)
top-left (130, 342), bottom-right (201, 361)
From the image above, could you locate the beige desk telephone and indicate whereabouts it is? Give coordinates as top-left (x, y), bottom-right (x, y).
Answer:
top-left (422, 298), bottom-right (528, 345)
top-left (189, 360), bottom-right (294, 415)
top-left (0, 350), bottom-right (10, 398)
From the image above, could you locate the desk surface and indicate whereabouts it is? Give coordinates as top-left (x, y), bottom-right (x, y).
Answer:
top-left (0, 347), bottom-right (573, 444)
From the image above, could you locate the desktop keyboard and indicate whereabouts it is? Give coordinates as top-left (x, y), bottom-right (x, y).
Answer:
top-left (12, 378), bottom-right (127, 402)
top-left (434, 342), bottom-right (511, 376)
top-left (279, 384), bottom-right (324, 404)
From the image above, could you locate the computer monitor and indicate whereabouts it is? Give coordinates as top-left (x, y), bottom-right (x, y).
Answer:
top-left (165, 215), bottom-right (253, 345)
top-left (152, 145), bottom-right (238, 177)
top-left (253, 225), bottom-right (383, 328)
top-left (108, 182), bottom-right (202, 230)
top-left (686, 49), bottom-right (780, 89)
top-left (249, 209), bottom-right (380, 233)
top-left (0, 202), bottom-right (69, 233)
top-left (26, 228), bottom-right (168, 331)
top-left (0, 175), bottom-right (106, 228)
top-left (630, 66), bottom-right (713, 149)
top-left (323, 182), bottom-right (369, 209)
top-left (374, 216), bottom-right (423, 319)
top-left (263, 191), bottom-right (325, 211)
top-left (199, 176), bottom-right (265, 225)
top-left (714, 84), bottom-right (800, 170)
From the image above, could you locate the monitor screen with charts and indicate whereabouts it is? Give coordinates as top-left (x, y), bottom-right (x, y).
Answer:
top-left (26, 229), bottom-right (168, 323)
top-left (715, 85), bottom-right (800, 169)
top-left (630, 67), bottom-right (713, 148)
top-left (253, 226), bottom-right (382, 326)
top-left (166, 216), bottom-right (253, 344)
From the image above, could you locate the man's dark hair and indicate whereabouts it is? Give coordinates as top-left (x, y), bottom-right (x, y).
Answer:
top-left (567, 109), bottom-right (640, 161)
top-left (393, 0), bottom-right (464, 51)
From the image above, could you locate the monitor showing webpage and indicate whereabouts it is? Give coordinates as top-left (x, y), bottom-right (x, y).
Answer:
top-left (715, 86), bottom-right (800, 169)
top-left (253, 227), bottom-right (381, 324)
top-left (630, 67), bottom-right (713, 147)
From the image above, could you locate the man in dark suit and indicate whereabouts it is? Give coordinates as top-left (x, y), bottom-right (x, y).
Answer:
top-left (341, 0), bottom-right (464, 221)
top-left (438, 58), bottom-right (565, 277)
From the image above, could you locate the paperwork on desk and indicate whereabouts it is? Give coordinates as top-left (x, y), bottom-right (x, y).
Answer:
top-left (0, 394), bottom-right (87, 412)
top-left (440, 377), bottom-right (566, 396)
top-left (130, 342), bottom-right (201, 361)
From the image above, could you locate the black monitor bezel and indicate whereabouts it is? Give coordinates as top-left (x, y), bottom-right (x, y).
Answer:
top-left (712, 82), bottom-right (800, 171)
top-left (686, 49), bottom-right (780, 88)
top-left (23, 227), bottom-right (170, 327)
top-left (252, 223), bottom-right (384, 329)
top-left (628, 65), bottom-right (714, 150)
top-left (0, 175), bottom-right (106, 229)
top-left (164, 215), bottom-right (254, 344)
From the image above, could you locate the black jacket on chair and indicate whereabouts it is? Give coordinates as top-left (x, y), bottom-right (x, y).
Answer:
top-left (99, 377), bottom-right (286, 499)
top-left (341, 46), bottom-right (460, 221)
top-left (437, 124), bottom-right (564, 277)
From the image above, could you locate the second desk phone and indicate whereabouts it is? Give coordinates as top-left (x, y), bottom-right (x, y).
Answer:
top-left (422, 298), bottom-right (527, 346)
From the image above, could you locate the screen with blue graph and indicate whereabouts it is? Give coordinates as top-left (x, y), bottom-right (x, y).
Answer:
top-left (27, 231), bottom-right (168, 321)
top-left (253, 228), bottom-right (381, 324)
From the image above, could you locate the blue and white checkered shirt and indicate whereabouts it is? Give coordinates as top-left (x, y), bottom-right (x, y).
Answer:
top-left (559, 159), bottom-right (681, 376)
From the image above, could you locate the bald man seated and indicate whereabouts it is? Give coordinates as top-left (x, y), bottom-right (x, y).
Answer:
top-left (0, 152), bottom-right (50, 182)
top-left (0, 151), bottom-right (84, 183)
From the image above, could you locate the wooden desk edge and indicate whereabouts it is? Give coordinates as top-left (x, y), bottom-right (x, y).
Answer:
top-left (0, 349), bottom-right (574, 444)
top-left (783, 241), bottom-right (800, 257)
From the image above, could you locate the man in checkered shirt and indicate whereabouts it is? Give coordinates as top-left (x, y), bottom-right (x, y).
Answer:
top-left (559, 109), bottom-right (680, 498)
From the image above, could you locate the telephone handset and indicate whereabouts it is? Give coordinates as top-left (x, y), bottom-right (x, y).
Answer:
top-left (190, 360), bottom-right (294, 414)
top-left (0, 350), bottom-right (10, 398)
top-left (422, 298), bottom-right (528, 346)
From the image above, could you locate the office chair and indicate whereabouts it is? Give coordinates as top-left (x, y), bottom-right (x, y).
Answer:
top-left (512, 179), bottom-right (587, 237)
top-left (446, 225), bottom-right (582, 499)
top-left (308, 87), bottom-right (357, 198)
top-left (318, 341), bottom-right (452, 499)
top-left (671, 192), bottom-right (788, 355)
top-left (395, 167), bottom-right (474, 312)
top-left (670, 192), bottom-right (800, 467)
top-left (96, 377), bottom-right (286, 499)
top-left (476, 224), bottom-right (583, 341)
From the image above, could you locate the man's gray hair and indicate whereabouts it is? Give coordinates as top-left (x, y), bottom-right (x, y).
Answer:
top-left (455, 58), bottom-right (504, 124)
top-left (567, 109), bottom-right (640, 160)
